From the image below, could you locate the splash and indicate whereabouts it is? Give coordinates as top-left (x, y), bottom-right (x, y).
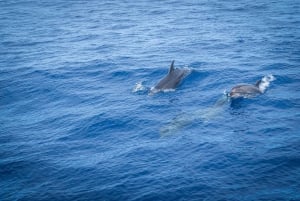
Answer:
top-left (258, 74), bottom-right (276, 93)
top-left (132, 81), bottom-right (147, 93)
top-left (149, 87), bottom-right (176, 94)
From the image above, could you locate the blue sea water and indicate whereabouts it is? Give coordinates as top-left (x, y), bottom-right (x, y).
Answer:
top-left (1, 0), bottom-right (300, 200)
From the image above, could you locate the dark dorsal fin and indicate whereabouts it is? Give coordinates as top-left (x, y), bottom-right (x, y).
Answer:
top-left (168, 60), bottom-right (175, 74)
top-left (255, 79), bottom-right (262, 87)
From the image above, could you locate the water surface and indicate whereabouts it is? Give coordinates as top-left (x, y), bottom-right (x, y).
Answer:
top-left (1, 0), bottom-right (300, 200)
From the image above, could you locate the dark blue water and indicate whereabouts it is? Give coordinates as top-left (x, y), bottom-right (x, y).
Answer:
top-left (1, 0), bottom-right (300, 200)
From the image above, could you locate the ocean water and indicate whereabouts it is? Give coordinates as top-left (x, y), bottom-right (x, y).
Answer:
top-left (1, 0), bottom-right (300, 200)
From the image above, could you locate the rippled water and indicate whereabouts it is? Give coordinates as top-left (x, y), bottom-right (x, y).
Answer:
top-left (1, 0), bottom-right (300, 200)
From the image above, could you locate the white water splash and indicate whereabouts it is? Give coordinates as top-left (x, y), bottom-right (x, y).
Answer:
top-left (259, 74), bottom-right (276, 93)
top-left (161, 88), bottom-right (176, 93)
top-left (149, 87), bottom-right (176, 95)
top-left (132, 81), bottom-right (147, 93)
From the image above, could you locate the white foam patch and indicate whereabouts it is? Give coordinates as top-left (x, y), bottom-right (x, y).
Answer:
top-left (259, 74), bottom-right (276, 93)
top-left (149, 87), bottom-right (159, 95)
top-left (162, 89), bottom-right (176, 93)
top-left (149, 87), bottom-right (176, 95)
top-left (132, 81), bottom-right (147, 93)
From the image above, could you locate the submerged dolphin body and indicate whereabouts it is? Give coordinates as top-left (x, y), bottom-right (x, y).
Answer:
top-left (228, 75), bottom-right (275, 98)
top-left (150, 61), bottom-right (191, 93)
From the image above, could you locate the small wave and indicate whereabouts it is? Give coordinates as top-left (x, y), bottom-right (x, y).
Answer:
top-left (259, 74), bottom-right (276, 93)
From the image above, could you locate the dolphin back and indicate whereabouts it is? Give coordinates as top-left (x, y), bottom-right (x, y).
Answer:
top-left (229, 84), bottom-right (261, 98)
top-left (152, 61), bottom-right (191, 92)
top-left (229, 75), bottom-right (275, 98)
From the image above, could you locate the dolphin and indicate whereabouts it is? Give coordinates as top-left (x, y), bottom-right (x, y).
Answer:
top-left (150, 61), bottom-right (191, 93)
top-left (228, 82), bottom-right (262, 98)
top-left (228, 75), bottom-right (275, 98)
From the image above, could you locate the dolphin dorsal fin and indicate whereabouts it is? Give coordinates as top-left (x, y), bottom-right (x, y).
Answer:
top-left (168, 60), bottom-right (175, 74)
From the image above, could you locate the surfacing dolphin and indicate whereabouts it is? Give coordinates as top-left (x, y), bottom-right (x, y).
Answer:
top-left (150, 61), bottom-right (191, 94)
top-left (228, 75), bottom-right (275, 98)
